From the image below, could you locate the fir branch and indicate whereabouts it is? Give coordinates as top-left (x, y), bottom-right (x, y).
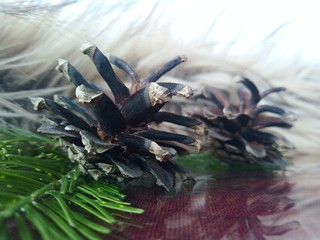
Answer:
top-left (174, 151), bottom-right (283, 175)
top-left (0, 126), bottom-right (143, 239)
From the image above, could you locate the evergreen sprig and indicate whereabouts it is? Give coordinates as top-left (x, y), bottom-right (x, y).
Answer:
top-left (0, 126), bottom-right (143, 240)
top-left (174, 151), bottom-right (283, 175)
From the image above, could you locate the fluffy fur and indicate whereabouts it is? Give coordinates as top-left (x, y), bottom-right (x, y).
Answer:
top-left (0, 1), bottom-right (319, 156)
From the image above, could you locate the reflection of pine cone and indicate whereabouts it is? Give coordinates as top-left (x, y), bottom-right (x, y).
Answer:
top-left (30, 42), bottom-right (202, 191)
top-left (119, 172), bottom-right (296, 239)
top-left (192, 78), bottom-right (295, 166)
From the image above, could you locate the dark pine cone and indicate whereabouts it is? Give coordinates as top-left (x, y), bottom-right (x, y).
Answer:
top-left (192, 78), bottom-right (295, 167)
top-left (30, 42), bottom-right (203, 191)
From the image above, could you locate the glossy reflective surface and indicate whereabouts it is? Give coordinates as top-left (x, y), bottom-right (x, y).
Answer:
top-left (115, 154), bottom-right (319, 239)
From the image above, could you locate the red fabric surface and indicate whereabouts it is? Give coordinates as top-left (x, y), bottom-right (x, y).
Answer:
top-left (113, 155), bottom-right (320, 239)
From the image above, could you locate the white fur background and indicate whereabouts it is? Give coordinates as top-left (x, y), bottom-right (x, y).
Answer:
top-left (0, 0), bottom-right (319, 155)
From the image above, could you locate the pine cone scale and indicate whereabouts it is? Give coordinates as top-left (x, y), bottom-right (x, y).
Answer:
top-left (81, 42), bottom-right (130, 103)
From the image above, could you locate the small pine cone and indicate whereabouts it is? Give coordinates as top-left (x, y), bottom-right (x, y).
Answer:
top-left (192, 78), bottom-right (295, 167)
top-left (30, 42), bottom-right (203, 191)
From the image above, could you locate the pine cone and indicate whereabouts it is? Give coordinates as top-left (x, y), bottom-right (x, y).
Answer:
top-left (30, 42), bottom-right (203, 191)
top-left (192, 78), bottom-right (295, 167)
